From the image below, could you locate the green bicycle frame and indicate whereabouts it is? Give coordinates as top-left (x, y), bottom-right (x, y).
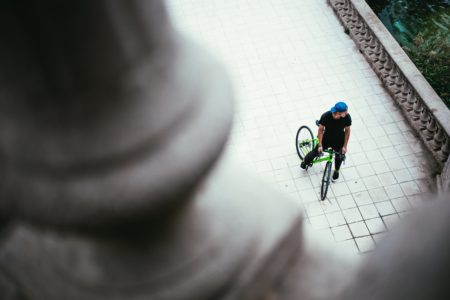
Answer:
top-left (299, 137), bottom-right (334, 165)
top-left (312, 150), bottom-right (334, 164)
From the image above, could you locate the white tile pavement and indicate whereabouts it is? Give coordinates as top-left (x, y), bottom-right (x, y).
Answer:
top-left (168, 0), bottom-right (436, 255)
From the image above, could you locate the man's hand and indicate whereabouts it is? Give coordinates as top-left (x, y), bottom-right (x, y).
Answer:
top-left (342, 146), bottom-right (347, 154)
top-left (318, 145), bottom-right (323, 154)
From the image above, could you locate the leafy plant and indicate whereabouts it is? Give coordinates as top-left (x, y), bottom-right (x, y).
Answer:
top-left (402, 22), bottom-right (450, 107)
top-left (367, 0), bottom-right (450, 108)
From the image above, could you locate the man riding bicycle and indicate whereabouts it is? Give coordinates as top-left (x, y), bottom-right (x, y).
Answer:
top-left (300, 101), bottom-right (351, 180)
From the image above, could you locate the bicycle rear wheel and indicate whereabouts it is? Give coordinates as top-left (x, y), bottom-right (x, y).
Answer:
top-left (320, 161), bottom-right (332, 200)
top-left (295, 125), bottom-right (314, 160)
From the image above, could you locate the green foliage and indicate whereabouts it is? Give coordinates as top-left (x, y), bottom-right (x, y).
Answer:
top-left (367, 0), bottom-right (450, 108)
top-left (402, 26), bottom-right (450, 108)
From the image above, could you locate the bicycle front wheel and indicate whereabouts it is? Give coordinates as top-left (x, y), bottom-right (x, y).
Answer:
top-left (321, 161), bottom-right (332, 200)
top-left (295, 125), bottom-right (314, 160)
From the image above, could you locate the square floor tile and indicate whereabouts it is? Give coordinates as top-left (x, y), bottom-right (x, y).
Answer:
top-left (365, 150), bottom-right (384, 162)
top-left (299, 188), bottom-right (320, 203)
top-left (290, 165), bottom-right (305, 179)
top-left (359, 138), bottom-right (379, 151)
top-left (309, 173), bottom-right (323, 188)
top-left (332, 225), bottom-right (353, 242)
top-left (391, 197), bottom-right (411, 213)
top-left (400, 181), bottom-right (421, 196)
top-left (341, 167), bottom-right (360, 181)
top-left (274, 168), bottom-right (292, 182)
top-left (258, 170), bottom-right (276, 184)
top-left (368, 127), bottom-right (387, 138)
top-left (407, 166), bottom-right (428, 180)
top-left (377, 172), bottom-right (397, 186)
top-left (351, 152), bottom-right (369, 166)
top-left (382, 214), bottom-right (400, 230)
top-left (349, 221), bottom-right (370, 237)
top-left (343, 207), bottom-right (364, 223)
top-left (310, 215), bottom-right (330, 230)
top-left (315, 228), bottom-right (336, 244)
top-left (384, 184), bottom-right (405, 199)
top-left (355, 236), bottom-right (376, 253)
top-left (368, 187), bottom-right (390, 203)
top-left (393, 169), bottom-right (413, 183)
top-left (380, 147), bottom-right (399, 159)
top-left (294, 177), bottom-right (314, 191)
top-left (336, 239), bottom-right (359, 255)
top-left (383, 123), bottom-right (401, 134)
top-left (347, 180), bottom-right (368, 194)
top-left (278, 180), bottom-right (297, 194)
top-left (348, 141), bottom-right (364, 153)
top-left (359, 204), bottom-right (380, 219)
top-left (353, 191), bottom-right (373, 206)
top-left (401, 154), bottom-right (422, 168)
top-left (416, 179), bottom-right (433, 193)
top-left (374, 136), bottom-right (393, 148)
top-left (255, 160), bottom-right (273, 173)
top-left (356, 163), bottom-right (376, 177)
top-left (305, 201), bottom-right (325, 217)
top-left (371, 161), bottom-right (390, 174)
top-left (271, 157), bottom-right (288, 170)
top-left (286, 154), bottom-right (301, 166)
top-left (375, 201), bottom-right (396, 216)
top-left (395, 143), bottom-right (414, 156)
top-left (388, 158), bottom-right (407, 171)
top-left (321, 198), bottom-right (341, 214)
top-left (331, 182), bottom-right (351, 197)
top-left (337, 194), bottom-right (357, 209)
top-left (363, 175), bottom-right (383, 190)
top-left (326, 211), bottom-right (347, 227)
top-left (365, 217), bottom-right (386, 234)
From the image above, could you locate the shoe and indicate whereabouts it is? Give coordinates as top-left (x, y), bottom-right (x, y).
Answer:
top-left (300, 161), bottom-right (307, 169)
top-left (332, 170), bottom-right (339, 180)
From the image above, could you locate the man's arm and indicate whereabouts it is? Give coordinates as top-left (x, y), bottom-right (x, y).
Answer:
top-left (318, 124), bottom-right (324, 153)
top-left (342, 126), bottom-right (350, 153)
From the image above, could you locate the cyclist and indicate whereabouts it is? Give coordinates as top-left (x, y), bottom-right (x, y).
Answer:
top-left (300, 101), bottom-right (351, 180)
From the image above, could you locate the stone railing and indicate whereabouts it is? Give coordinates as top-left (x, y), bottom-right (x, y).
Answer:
top-left (327, 0), bottom-right (450, 189)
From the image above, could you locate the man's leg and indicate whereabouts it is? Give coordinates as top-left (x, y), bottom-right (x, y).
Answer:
top-left (332, 146), bottom-right (344, 180)
top-left (335, 152), bottom-right (343, 169)
top-left (301, 145), bottom-right (319, 169)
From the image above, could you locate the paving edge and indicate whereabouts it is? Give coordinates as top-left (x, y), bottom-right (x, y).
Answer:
top-left (327, 0), bottom-right (450, 192)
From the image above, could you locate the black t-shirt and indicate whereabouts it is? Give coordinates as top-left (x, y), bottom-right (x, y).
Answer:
top-left (319, 111), bottom-right (352, 148)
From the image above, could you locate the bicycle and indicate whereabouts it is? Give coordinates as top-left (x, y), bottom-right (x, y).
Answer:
top-left (295, 124), bottom-right (345, 201)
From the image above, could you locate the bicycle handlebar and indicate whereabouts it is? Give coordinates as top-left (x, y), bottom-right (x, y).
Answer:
top-left (319, 149), bottom-right (346, 161)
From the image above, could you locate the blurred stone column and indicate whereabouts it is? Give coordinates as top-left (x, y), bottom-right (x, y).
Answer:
top-left (0, 1), bottom-right (307, 299)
